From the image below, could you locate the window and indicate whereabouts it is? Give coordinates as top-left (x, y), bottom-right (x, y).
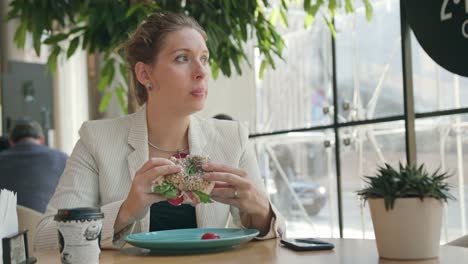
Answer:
top-left (252, 0), bottom-right (468, 242)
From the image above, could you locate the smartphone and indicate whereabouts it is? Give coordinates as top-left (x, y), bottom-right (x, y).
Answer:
top-left (280, 238), bottom-right (334, 251)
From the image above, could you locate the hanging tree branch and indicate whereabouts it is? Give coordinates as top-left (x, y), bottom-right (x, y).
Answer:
top-left (7, 0), bottom-right (372, 114)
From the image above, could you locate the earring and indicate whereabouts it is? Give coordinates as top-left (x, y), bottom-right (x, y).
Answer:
top-left (145, 82), bottom-right (152, 90)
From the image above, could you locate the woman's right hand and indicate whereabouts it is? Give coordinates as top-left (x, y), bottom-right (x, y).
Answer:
top-left (114, 158), bottom-right (181, 231)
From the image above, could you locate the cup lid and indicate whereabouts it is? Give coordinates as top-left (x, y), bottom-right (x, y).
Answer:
top-left (54, 207), bottom-right (104, 221)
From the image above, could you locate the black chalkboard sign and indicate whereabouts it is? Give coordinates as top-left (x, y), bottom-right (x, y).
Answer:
top-left (404, 0), bottom-right (468, 76)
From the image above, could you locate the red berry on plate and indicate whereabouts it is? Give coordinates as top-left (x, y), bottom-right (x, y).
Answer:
top-left (201, 232), bottom-right (220, 240)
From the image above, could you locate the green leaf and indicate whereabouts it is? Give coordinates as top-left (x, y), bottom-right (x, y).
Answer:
top-left (303, 1), bottom-right (321, 29)
top-left (98, 92), bottom-right (113, 113)
top-left (279, 8), bottom-right (288, 27)
top-left (304, 13), bottom-right (315, 28)
top-left (97, 58), bottom-right (115, 92)
top-left (153, 182), bottom-right (179, 199)
top-left (211, 62), bottom-right (220, 80)
top-left (328, 0), bottom-right (337, 18)
top-left (345, 0), bottom-right (354, 13)
top-left (14, 22), bottom-right (28, 48)
top-left (153, 184), bottom-right (170, 194)
top-left (281, 0), bottom-right (289, 10)
top-left (232, 53), bottom-right (242, 75)
top-left (240, 24), bottom-right (248, 41)
top-left (275, 37), bottom-right (285, 54)
top-left (219, 55), bottom-right (231, 77)
top-left (67, 37), bottom-right (80, 59)
top-left (43, 33), bottom-right (69, 45)
top-left (47, 46), bottom-right (61, 73)
top-left (69, 26), bottom-right (87, 35)
top-left (164, 189), bottom-right (179, 199)
top-left (119, 63), bottom-right (129, 84)
top-left (264, 53), bottom-right (276, 69)
top-left (323, 15), bottom-right (336, 38)
top-left (186, 164), bottom-right (197, 175)
top-left (102, 58), bottom-right (115, 77)
top-left (97, 75), bottom-right (111, 92)
top-left (126, 4), bottom-right (143, 18)
top-left (193, 190), bottom-right (213, 203)
top-left (268, 8), bottom-right (278, 25)
top-left (115, 85), bottom-right (128, 114)
top-left (32, 28), bottom-right (42, 56)
top-left (362, 0), bottom-right (373, 21)
top-left (259, 60), bottom-right (268, 79)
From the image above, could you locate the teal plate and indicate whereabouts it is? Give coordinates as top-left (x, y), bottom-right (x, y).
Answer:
top-left (125, 228), bottom-right (259, 254)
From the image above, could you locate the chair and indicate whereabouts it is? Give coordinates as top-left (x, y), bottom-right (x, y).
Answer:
top-left (447, 235), bottom-right (468, 248)
top-left (16, 205), bottom-right (43, 254)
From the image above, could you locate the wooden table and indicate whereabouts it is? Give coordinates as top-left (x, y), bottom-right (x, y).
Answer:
top-left (34, 238), bottom-right (468, 264)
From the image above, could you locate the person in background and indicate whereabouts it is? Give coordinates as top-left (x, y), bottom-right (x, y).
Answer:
top-left (35, 12), bottom-right (285, 250)
top-left (0, 120), bottom-right (68, 213)
top-left (0, 136), bottom-right (10, 152)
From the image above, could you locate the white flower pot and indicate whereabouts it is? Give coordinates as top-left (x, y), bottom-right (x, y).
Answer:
top-left (368, 197), bottom-right (443, 260)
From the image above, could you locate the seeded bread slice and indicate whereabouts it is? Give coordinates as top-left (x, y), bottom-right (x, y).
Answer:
top-left (165, 155), bottom-right (215, 194)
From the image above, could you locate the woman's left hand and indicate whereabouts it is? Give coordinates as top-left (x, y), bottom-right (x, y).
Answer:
top-left (202, 163), bottom-right (271, 218)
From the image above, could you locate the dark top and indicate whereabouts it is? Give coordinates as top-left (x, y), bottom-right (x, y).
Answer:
top-left (149, 202), bottom-right (197, 231)
top-left (149, 152), bottom-right (197, 231)
top-left (0, 140), bottom-right (68, 213)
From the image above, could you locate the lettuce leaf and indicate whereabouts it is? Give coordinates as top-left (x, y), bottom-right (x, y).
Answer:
top-left (153, 181), bottom-right (179, 199)
top-left (186, 164), bottom-right (197, 176)
top-left (193, 190), bottom-right (213, 203)
top-left (164, 188), bottom-right (179, 199)
top-left (154, 182), bottom-right (213, 203)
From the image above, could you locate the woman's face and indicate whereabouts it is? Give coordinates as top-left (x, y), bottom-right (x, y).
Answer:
top-left (148, 27), bottom-right (209, 115)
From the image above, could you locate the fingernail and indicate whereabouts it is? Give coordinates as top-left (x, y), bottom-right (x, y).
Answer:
top-left (202, 164), bottom-right (209, 169)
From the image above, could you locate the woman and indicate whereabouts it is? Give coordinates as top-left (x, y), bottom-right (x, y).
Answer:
top-left (35, 12), bottom-right (285, 249)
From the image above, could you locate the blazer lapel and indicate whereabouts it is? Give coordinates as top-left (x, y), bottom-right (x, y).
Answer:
top-left (188, 115), bottom-right (208, 156)
top-left (127, 107), bottom-right (149, 181)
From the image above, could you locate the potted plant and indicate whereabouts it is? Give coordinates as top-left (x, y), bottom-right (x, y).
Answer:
top-left (357, 163), bottom-right (455, 260)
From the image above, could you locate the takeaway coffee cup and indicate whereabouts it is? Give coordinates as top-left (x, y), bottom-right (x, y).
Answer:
top-left (54, 207), bottom-right (104, 264)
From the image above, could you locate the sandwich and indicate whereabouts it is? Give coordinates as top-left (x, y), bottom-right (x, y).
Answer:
top-left (152, 155), bottom-right (215, 206)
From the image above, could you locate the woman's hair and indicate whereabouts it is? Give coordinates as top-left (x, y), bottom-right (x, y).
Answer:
top-left (124, 12), bottom-right (207, 105)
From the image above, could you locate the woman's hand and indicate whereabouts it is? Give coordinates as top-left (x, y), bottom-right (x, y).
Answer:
top-left (114, 158), bottom-right (181, 231)
top-left (202, 163), bottom-right (273, 234)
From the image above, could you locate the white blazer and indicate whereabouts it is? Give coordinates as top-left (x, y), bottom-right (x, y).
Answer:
top-left (35, 107), bottom-right (285, 249)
